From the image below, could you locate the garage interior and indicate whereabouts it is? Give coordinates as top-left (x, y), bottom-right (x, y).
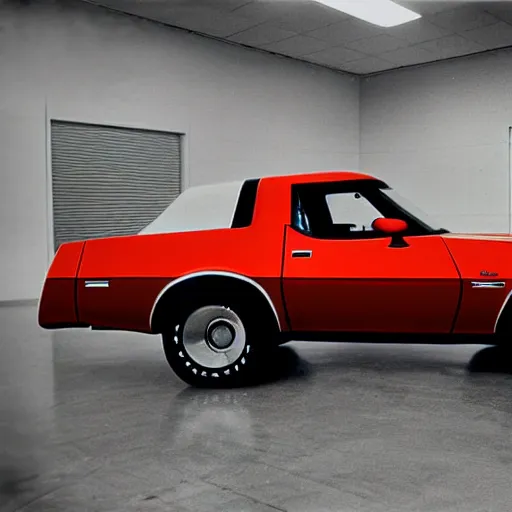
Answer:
top-left (2, 0), bottom-right (512, 510)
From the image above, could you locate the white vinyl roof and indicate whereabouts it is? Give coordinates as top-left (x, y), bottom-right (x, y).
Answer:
top-left (139, 180), bottom-right (244, 235)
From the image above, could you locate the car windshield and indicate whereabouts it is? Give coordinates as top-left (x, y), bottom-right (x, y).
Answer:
top-left (379, 188), bottom-right (447, 233)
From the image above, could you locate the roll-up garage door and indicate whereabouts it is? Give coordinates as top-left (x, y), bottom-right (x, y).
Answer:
top-left (50, 121), bottom-right (182, 251)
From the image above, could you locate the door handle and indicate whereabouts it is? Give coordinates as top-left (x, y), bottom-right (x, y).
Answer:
top-left (291, 250), bottom-right (312, 258)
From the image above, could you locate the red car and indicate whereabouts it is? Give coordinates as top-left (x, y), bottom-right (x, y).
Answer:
top-left (39, 171), bottom-right (512, 386)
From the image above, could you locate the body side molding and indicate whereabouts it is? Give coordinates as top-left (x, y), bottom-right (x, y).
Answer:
top-left (149, 270), bottom-right (282, 332)
top-left (471, 281), bottom-right (505, 289)
top-left (85, 280), bottom-right (110, 288)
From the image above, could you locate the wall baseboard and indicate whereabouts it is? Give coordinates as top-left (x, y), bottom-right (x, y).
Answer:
top-left (0, 299), bottom-right (39, 308)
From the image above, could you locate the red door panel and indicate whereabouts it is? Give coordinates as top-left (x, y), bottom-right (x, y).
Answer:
top-left (282, 227), bottom-right (460, 333)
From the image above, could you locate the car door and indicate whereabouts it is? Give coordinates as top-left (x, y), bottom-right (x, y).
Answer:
top-left (282, 180), bottom-right (461, 334)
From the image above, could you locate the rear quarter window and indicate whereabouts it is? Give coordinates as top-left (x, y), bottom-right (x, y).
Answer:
top-left (231, 179), bottom-right (260, 228)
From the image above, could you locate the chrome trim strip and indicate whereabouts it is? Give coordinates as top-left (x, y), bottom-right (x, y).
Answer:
top-left (471, 281), bottom-right (505, 288)
top-left (85, 280), bottom-right (110, 288)
top-left (149, 271), bottom-right (281, 332)
top-left (494, 289), bottom-right (512, 333)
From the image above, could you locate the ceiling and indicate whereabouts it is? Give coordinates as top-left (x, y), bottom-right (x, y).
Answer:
top-left (85, 0), bottom-right (512, 75)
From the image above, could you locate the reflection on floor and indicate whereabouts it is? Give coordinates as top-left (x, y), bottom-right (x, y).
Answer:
top-left (1, 304), bottom-right (512, 512)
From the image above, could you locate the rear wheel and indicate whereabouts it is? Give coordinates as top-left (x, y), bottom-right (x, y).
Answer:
top-left (162, 294), bottom-right (271, 387)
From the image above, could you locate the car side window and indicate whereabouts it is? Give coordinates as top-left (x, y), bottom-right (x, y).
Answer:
top-left (291, 180), bottom-right (438, 240)
top-left (325, 192), bottom-right (381, 234)
top-left (291, 181), bottom-right (391, 240)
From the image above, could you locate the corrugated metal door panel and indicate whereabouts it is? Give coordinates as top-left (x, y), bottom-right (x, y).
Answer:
top-left (50, 121), bottom-right (181, 250)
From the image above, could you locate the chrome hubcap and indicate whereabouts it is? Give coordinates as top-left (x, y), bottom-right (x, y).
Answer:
top-left (206, 319), bottom-right (236, 350)
top-left (182, 306), bottom-right (246, 368)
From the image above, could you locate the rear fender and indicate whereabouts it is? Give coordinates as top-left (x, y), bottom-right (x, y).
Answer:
top-left (38, 241), bottom-right (89, 329)
top-left (150, 271), bottom-right (284, 334)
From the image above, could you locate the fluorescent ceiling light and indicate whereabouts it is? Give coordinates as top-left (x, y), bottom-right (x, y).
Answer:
top-left (315, 0), bottom-right (421, 27)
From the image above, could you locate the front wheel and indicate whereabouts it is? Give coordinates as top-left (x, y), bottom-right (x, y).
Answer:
top-left (162, 298), bottom-right (269, 387)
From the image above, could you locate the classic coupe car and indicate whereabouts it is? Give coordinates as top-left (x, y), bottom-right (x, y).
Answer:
top-left (39, 171), bottom-right (512, 386)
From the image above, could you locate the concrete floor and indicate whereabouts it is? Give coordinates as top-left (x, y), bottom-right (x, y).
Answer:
top-left (1, 304), bottom-right (512, 512)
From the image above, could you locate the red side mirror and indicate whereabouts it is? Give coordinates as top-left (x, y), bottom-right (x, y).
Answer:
top-left (372, 217), bottom-right (408, 234)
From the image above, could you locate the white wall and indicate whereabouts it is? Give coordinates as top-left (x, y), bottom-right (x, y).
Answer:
top-left (360, 48), bottom-right (512, 235)
top-left (0, 0), bottom-right (360, 301)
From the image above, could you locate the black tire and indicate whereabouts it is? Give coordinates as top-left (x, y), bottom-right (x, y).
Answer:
top-left (494, 333), bottom-right (512, 352)
top-left (161, 291), bottom-right (274, 388)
